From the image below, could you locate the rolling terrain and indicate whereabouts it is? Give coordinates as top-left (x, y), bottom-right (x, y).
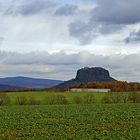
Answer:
top-left (0, 76), bottom-right (63, 89)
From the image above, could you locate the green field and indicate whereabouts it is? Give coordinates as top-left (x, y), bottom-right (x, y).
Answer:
top-left (4, 91), bottom-right (116, 104)
top-left (0, 91), bottom-right (140, 139)
top-left (0, 104), bottom-right (140, 140)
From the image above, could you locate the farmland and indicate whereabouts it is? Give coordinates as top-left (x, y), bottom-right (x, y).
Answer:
top-left (1, 91), bottom-right (140, 105)
top-left (0, 104), bottom-right (140, 140)
top-left (0, 91), bottom-right (140, 139)
top-left (6, 91), bottom-right (107, 104)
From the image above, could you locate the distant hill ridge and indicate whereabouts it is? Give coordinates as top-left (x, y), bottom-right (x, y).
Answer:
top-left (55, 67), bottom-right (116, 88)
top-left (0, 76), bottom-right (63, 89)
top-left (0, 84), bottom-right (24, 90)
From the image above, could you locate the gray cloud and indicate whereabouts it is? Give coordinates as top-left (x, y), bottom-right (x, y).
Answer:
top-left (0, 51), bottom-right (79, 66)
top-left (5, 0), bottom-right (140, 25)
top-left (19, 0), bottom-right (56, 15)
top-left (1, 0), bottom-right (138, 46)
top-left (4, 0), bottom-right (57, 16)
top-left (69, 20), bottom-right (124, 45)
top-left (69, 0), bottom-right (140, 45)
top-left (125, 30), bottom-right (140, 43)
top-left (93, 0), bottom-right (140, 24)
top-left (0, 37), bottom-right (4, 46)
top-left (54, 4), bottom-right (78, 16)
top-left (0, 1), bottom-right (139, 82)
top-left (3, 0), bottom-right (80, 16)
top-left (98, 24), bottom-right (124, 34)
top-left (0, 51), bottom-right (140, 82)
top-left (69, 21), bottom-right (96, 45)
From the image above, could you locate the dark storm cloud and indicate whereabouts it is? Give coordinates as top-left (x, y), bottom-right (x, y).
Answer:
top-left (54, 4), bottom-right (78, 16)
top-left (125, 30), bottom-right (140, 43)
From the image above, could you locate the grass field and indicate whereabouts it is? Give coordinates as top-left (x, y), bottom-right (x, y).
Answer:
top-left (0, 104), bottom-right (140, 140)
top-left (4, 91), bottom-right (116, 104)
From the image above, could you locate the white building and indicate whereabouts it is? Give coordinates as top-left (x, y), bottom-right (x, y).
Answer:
top-left (70, 88), bottom-right (111, 92)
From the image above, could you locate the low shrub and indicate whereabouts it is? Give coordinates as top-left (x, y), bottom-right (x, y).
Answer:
top-left (128, 92), bottom-right (140, 103)
top-left (102, 93), bottom-right (122, 104)
top-left (83, 94), bottom-right (96, 104)
top-left (16, 96), bottom-right (27, 105)
top-left (45, 95), bottom-right (68, 105)
top-left (111, 93), bottom-right (122, 103)
top-left (121, 93), bottom-right (128, 103)
top-left (74, 96), bottom-right (82, 104)
top-left (28, 97), bottom-right (40, 105)
top-left (0, 93), bottom-right (11, 105)
top-left (101, 94), bottom-right (112, 104)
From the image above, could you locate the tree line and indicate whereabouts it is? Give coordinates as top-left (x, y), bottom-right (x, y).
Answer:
top-left (71, 81), bottom-right (140, 92)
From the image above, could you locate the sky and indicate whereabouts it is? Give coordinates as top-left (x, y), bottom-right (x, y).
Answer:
top-left (0, 0), bottom-right (140, 82)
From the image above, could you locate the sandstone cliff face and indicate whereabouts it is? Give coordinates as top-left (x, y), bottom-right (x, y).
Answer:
top-left (75, 67), bottom-right (114, 82)
top-left (55, 67), bottom-right (116, 88)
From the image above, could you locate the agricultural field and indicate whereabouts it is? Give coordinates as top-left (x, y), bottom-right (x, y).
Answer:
top-left (0, 91), bottom-right (129, 104)
top-left (0, 91), bottom-right (140, 139)
top-left (0, 104), bottom-right (140, 140)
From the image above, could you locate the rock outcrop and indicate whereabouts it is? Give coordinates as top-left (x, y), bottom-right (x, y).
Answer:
top-left (75, 67), bottom-right (114, 82)
top-left (55, 67), bottom-right (116, 88)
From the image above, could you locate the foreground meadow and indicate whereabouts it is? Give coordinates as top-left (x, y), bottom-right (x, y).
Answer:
top-left (1, 91), bottom-right (131, 105)
top-left (6, 91), bottom-right (106, 104)
top-left (1, 91), bottom-right (140, 105)
top-left (0, 104), bottom-right (140, 140)
top-left (0, 91), bottom-right (140, 139)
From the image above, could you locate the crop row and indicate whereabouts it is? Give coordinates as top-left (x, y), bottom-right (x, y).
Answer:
top-left (0, 104), bottom-right (140, 139)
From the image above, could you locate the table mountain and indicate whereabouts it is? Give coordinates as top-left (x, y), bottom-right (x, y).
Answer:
top-left (55, 67), bottom-right (116, 88)
top-left (76, 67), bottom-right (115, 82)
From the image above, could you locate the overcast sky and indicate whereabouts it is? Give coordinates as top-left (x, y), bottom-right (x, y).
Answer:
top-left (0, 0), bottom-right (140, 82)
